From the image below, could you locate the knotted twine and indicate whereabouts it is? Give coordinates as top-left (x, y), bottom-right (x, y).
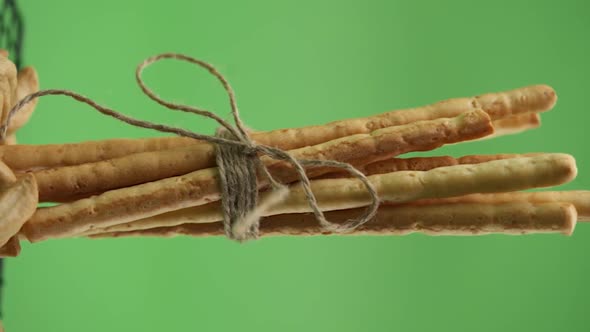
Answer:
top-left (0, 53), bottom-right (380, 242)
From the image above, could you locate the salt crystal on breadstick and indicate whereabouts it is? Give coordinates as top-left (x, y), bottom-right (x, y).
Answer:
top-left (87, 153), bottom-right (577, 234)
top-left (91, 202), bottom-right (577, 238)
top-left (0, 85), bottom-right (554, 171)
top-left (33, 109), bottom-right (492, 202)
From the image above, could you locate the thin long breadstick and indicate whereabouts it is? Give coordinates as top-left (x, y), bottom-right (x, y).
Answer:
top-left (0, 114), bottom-right (536, 171)
top-left (2, 137), bottom-right (199, 172)
top-left (321, 153), bottom-right (537, 179)
top-left (83, 188), bottom-right (590, 235)
top-left (489, 113), bottom-right (541, 138)
top-left (33, 109), bottom-right (493, 202)
top-left (77, 153), bottom-right (541, 231)
top-left (90, 202), bottom-right (577, 238)
top-left (22, 110), bottom-right (492, 240)
top-left (25, 153), bottom-right (576, 242)
top-left (30, 153), bottom-right (536, 201)
top-left (88, 153), bottom-right (530, 233)
top-left (0, 84), bottom-right (555, 171)
top-left (400, 191), bottom-right (590, 222)
top-left (85, 154), bottom-right (578, 235)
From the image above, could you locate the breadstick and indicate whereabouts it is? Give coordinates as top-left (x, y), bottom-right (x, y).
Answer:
top-left (489, 113), bottom-right (541, 138)
top-left (0, 174), bottom-right (38, 247)
top-left (21, 110), bottom-right (495, 241)
top-left (456, 153), bottom-right (541, 164)
top-left (89, 188), bottom-right (590, 235)
top-left (400, 191), bottom-right (590, 222)
top-left (32, 141), bottom-right (215, 202)
top-left (0, 85), bottom-right (554, 171)
top-left (96, 152), bottom-right (535, 232)
top-left (90, 201), bottom-right (577, 238)
top-left (28, 152), bottom-right (575, 242)
top-left (0, 137), bottom-right (199, 172)
top-left (34, 109), bottom-right (493, 202)
top-left (321, 153), bottom-right (537, 179)
top-left (6, 66), bottom-right (39, 135)
top-left (86, 153), bottom-right (577, 234)
top-left (54, 153), bottom-right (533, 203)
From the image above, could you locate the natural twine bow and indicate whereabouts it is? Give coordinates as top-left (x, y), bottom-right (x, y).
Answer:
top-left (0, 53), bottom-right (380, 242)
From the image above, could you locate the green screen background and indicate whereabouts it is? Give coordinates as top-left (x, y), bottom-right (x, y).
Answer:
top-left (5, 0), bottom-right (590, 331)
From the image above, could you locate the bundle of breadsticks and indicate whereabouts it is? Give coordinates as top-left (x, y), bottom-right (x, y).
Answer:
top-left (0, 52), bottom-right (587, 257)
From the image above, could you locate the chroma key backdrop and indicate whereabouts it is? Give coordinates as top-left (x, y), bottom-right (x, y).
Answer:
top-left (4, 0), bottom-right (590, 331)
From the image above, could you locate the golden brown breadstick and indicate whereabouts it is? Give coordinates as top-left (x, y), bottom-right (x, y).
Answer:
top-left (321, 153), bottom-right (537, 179)
top-left (91, 153), bottom-right (531, 233)
top-left (0, 85), bottom-right (555, 171)
top-left (26, 152), bottom-right (575, 242)
top-left (240, 84), bottom-right (555, 149)
top-left (1, 137), bottom-right (200, 171)
top-left (0, 174), bottom-right (38, 247)
top-left (32, 141), bottom-right (215, 202)
top-left (23, 110), bottom-right (492, 240)
top-left (489, 113), bottom-right (541, 137)
top-left (32, 153), bottom-right (533, 201)
top-left (402, 191), bottom-right (590, 222)
top-left (90, 201), bottom-right (577, 238)
top-left (34, 109), bottom-right (493, 202)
top-left (6, 66), bottom-right (39, 135)
top-left (456, 153), bottom-right (541, 164)
top-left (89, 187), bottom-right (590, 235)
top-left (86, 153), bottom-right (535, 234)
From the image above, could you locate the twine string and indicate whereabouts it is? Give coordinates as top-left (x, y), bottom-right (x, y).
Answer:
top-left (0, 53), bottom-right (381, 241)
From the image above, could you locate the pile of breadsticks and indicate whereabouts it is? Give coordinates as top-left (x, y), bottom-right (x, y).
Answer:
top-left (0, 52), bottom-right (588, 257)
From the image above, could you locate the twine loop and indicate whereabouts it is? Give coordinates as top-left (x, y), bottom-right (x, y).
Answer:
top-left (0, 53), bottom-right (381, 242)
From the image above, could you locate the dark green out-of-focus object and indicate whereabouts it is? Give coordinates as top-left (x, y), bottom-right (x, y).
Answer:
top-left (6, 1), bottom-right (590, 331)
